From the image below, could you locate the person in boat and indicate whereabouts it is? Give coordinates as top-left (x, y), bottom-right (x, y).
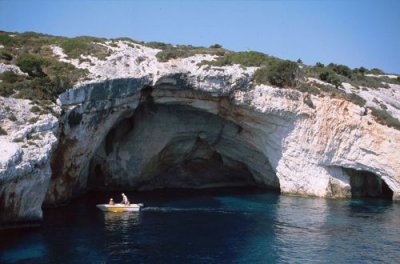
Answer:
top-left (109, 198), bottom-right (115, 205)
top-left (121, 193), bottom-right (130, 205)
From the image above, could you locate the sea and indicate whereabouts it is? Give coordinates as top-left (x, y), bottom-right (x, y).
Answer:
top-left (1, 187), bottom-right (399, 263)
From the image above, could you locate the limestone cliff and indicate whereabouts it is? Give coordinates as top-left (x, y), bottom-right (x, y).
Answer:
top-left (1, 34), bottom-right (400, 228)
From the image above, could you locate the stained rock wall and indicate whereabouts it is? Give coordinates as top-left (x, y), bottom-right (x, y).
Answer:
top-left (1, 41), bottom-right (400, 228)
top-left (0, 98), bottom-right (58, 227)
top-left (44, 73), bottom-right (400, 207)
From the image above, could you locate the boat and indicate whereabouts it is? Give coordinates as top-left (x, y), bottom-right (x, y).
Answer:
top-left (96, 203), bottom-right (143, 212)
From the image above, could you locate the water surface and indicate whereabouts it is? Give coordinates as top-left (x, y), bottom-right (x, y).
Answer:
top-left (1, 188), bottom-right (399, 263)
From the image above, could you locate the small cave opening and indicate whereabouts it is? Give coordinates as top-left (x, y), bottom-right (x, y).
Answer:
top-left (343, 168), bottom-right (393, 200)
top-left (86, 102), bottom-right (280, 193)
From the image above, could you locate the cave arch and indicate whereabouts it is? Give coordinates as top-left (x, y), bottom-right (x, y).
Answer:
top-left (87, 102), bottom-right (280, 192)
top-left (343, 168), bottom-right (394, 200)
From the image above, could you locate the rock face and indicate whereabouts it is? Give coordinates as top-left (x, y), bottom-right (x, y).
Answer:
top-left (0, 98), bottom-right (58, 227)
top-left (1, 39), bottom-right (400, 228)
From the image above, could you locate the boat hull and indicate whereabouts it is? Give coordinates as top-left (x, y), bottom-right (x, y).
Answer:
top-left (96, 203), bottom-right (143, 212)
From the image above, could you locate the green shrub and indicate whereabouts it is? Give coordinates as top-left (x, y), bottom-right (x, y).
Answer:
top-left (0, 82), bottom-right (15, 97)
top-left (327, 63), bottom-right (353, 78)
top-left (353, 67), bottom-right (367, 75)
top-left (254, 60), bottom-right (301, 87)
top-left (30, 105), bottom-right (41, 113)
top-left (0, 50), bottom-right (13, 61)
top-left (2, 52), bottom-right (87, 101)
top-left (154, 44), bottom-right (228, 62)
top-left (0, 34), bottom-right (17, 46)
top-left (0, 71), bottom-right (25, 83)
top-left (8, 113), bottom-right (17, 121)
top-left (60, 36), bottom-right (109, 59)
top-left (308, 81), bottom-right (366, 107)
top-left (156, 47), bottom-right (192, 62)
top-left (16, 54), bottom-right (46, 77)
top-left (319, 70), bottom-right (341, 88)
top-left (145, 41), bottom-right (170, 49)
top-left (305, 62), bottom-right (389, 89)
top-left (344, 93), bottom-right (366, 107)
top-left (253, 66), bottom-right (269, 84)
top-left (349, 74), bottom-right (388, 89)
top-left (370, 107), bottom-right (400, 130)
top-left (0, 127), bottom-right (7, 135)
top-left (28, 117), bottom-right (39, 124)
top-left (204, 51), bottom-right (276, 67)
top-left (368, 68), bottom-right (385, 75)
top-left (297, 83), bottom-right (321, 95)
top-left (112, 37), bottom-right (142, 44)
top-left (209, 44), bottom-right (222, 49)
top-left (0, 71), bottom-right (28, 96)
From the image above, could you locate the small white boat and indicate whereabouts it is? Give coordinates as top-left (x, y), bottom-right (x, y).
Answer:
top-left (96, 203), bottom-right (143, 212)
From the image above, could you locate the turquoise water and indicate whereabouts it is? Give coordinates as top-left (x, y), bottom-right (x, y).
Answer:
top-left (1, 188), bottom-right (400, 263)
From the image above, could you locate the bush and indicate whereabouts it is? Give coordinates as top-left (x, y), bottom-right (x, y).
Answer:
top-left (370, 107), bottom-right (400, 130)
top-left (204, 51), bottom-right (275, 67)
top-left (28, 117), bottom-right (39, 124)
top-left (344, 93), bottom-right (366, 107)
top-left (154, 44), bottom-right (228, 62)
top-left (145, 41), bottom-right (170, 50)
top-left (0, 50), bottom-right (13, 61)
top-left (297, 83), bottom-right (321, 95)
top-left (328, 63), bottom-right (352, 78)
top-left (16, 54), bottom-right (46, 77)
top-left (0, 127), bottom-right (7, 135)
top-left (0, 71), bottom-right (28, 96)
top-left (112, 37), bottom-right (142, 44)
top-left (8, 113), bottom-right (17, 121)
top-left (349, 74), bottom-right (388, 89)
top-left (353, 67), bottom-right (367, 75)
top-left (2, 53), bottom-right (87, 101)
top-left (156, 47), bottom-right (192, 62)
top-left (319, 70), bottom-right (341, 88)
top-left (60, 36), bottom-right (109, 59)
top-left (0, 34), bottom-right (17, 46)
top-left (254, 60), bottom-right (301, 87)
top-left (209, 44), bottom-right (222, 49)
top-left (368, 68), bottom-right (385, 75)
top-left (0, 71), bottom-right (25, 83)
top-left (30, 105), bottom-right (41, 113)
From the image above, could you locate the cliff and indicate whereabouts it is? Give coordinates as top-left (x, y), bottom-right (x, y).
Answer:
top-left (1, 32), bottom-right (400, 228)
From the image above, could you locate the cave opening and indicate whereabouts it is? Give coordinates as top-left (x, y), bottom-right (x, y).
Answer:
top-left (344, 168), bottom-right (393, 200)
top-left (86, 101), bottom-right (280, 193)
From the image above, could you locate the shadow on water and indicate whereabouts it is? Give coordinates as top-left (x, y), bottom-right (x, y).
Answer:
top-left (1, 188), bottom-right (400, 263)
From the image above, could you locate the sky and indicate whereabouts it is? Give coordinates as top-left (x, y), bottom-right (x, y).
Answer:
top-left (0, 0), bottom-right (399, 73)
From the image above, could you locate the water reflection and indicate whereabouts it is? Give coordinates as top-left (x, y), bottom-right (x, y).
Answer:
top-left (271, 196), bottom-right (399, 263)
top-left (1, 189), bottom-right (400, 263)
top-left (103, 212), bottom-right (141, 232)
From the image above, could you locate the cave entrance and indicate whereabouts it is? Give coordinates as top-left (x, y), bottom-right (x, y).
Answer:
top-left (87, 102), bottom-right (280, 192)
top-left (344, 168), bottom-right (393, 200)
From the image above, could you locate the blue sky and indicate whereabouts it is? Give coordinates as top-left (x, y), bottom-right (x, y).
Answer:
top-left (1, 0), bottom-right (399, 73)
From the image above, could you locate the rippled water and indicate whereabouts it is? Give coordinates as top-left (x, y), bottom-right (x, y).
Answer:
top-left (1, 188), bottom-right (400, 263)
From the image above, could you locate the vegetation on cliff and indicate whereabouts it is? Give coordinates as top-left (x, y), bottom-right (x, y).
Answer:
top-left (0, 32), bottom-right (89, 102)
top-left (146, 42), bottom-right (227, 62)
top-left (1, 31), bottom-right (399, 130)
